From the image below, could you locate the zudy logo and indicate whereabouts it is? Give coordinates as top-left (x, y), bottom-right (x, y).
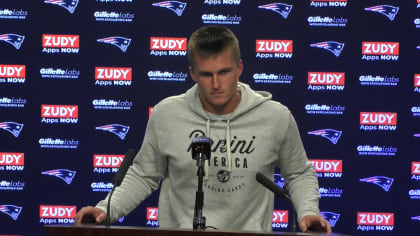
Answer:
top-left (146, 207), bottom-right (159, 226)
top-left (39, 205), bottom-right (76, 224)
top-left (42, 34), bottom-right (80, 54)
top-left (362, 42), bottom-right (399, 61)
top-left (255, 40), bottom-right (293, 59)
top-left (95, 67), bottom-right (132, 86)
top-left (360, 112), bottom-right (397, 131)
top-left (309, 159), bottom-right (343, 178)
top-left (412, 162), bottom-right (420, 181)
top-left (357, 212), bottom-right (394, 231)
top-left (307, 72), bottom-right (345, 91)
top-left (0, 152), bottom-right (24, 171)
top-left (41, 105), bottom-right (78, 124)
top-left (150, 37), bottom-right (187, 56)
top-left (310, 0), bottom-right (347, 8)
top-left (272, 210), bottom-right (288, 229)
top-left (0, 65), bottom-right (26, 84)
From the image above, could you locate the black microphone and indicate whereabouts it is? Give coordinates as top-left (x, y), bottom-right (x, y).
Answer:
top-left (105, 148), bottom-right (136, 226)
top-left (191, 137), bottom-right (211, 161)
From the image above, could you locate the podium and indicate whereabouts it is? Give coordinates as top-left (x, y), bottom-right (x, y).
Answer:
top-left (44, 225), bottom-right (351, 236)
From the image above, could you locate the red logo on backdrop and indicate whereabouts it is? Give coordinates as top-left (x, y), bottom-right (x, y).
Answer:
top-left (149, 107), bottom-right (154, 118)
top-left (0, 152), bottom-right (24, 165)
top-left (256, 40), bottom-right (293, 53)
top-left (357, 212), bottom-right (394, 226)
top-left (360, 112), bottom-right (397, 125)
top-left (93, 154), bottom-right (124, 168)
top-left (42, 34), bottom-right (79, 48)
top-left (415, 74), bottom-right (420, 87)
top-left (0, 65), bottom-right (25, 78)
top-left (309, 159), bottom-right (342, 172)
top-left (41, 105), bottom-right (78, 118)
top-left (147, 207), bottom-right (158, 220)
top-left (39, 205), bottom-right (76, 218)
top-left (150, 37), bottom-right (187, 51)
top-left (362, 42), bottom-right (399, 55)
top-left (412, 162), bottom-right (420, 175)
top-left (272, 210), bottom-right (288, 223)
top-left (307, 72), bottom-right (345, 85)
top-left (95, 67), bottom-right (132, 81)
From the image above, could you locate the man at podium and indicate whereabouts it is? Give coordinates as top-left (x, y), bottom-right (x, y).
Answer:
top-left (75, 25), bottom-right (331, 233)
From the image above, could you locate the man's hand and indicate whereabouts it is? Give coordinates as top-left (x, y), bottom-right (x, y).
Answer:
top-left (74, 206), bottom-right (106, 225)
top-left (299, 215), bottom-right (332, 233)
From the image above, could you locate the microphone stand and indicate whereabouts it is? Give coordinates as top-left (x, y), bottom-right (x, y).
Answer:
top-left (193, 152), bottom-right (206, 229)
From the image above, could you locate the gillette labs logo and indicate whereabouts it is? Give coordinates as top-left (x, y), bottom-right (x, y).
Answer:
top-left (359, 74), bottom-right (399, 86)
top-left (93, 154), bottom-right (124, 174)
top-left (415, 74), bottom-right (420, 93)
top-left (39, 205), bottom-right (76, 224)
top-left (307, 72), bottom-right (345, 91)
top-left (0, 65), bottom-right (26, 84)
top-left (256, 40), bottom-right (293, 59)
top-left (202, 13), bottom-right (242, 25)
top-left (95, 67), bottom-right (132, 86)
top-left (409, 189), bottom-right (420, 199)
top-left (0, 97), bottom-right (26, 108)
top-left (0, 8), bottom-right (28, 20)
top-left (359, 112), bottom-right (397, 131)
top-left (147, 207), bottom-right (159, 226)
top-left (272, 210), bottom-right (288, 229)
top-left (357, 212), bottom-right (394, 231)
top-left (319, 187), bottom-right (343, 198)
top-left (0, 153), bottom-right (24, 171)
top-left (357, 145), bottom-right (397, 156)
top-left (309, 159), bottom-right (343, 178)
top-left (94, 11), bottom-right (134, 22)
top-left (41, 105), bottom-right (78, 124)
top-left (310, 0), bottom-right (347, 8)
top-left (39, 138), bottom-right (79, 149)
top-left (412, 162), bottom-right (420, 181)
top-left (307, 16), bottom-right (348, 27)
top-left (148, 70), bottom-right (187, 82)
top-left (92, 99), bottom-right (133, 110)
top-left (150, 37), bottom-right (187, 56)
top-left (411, 107), bottom-right (420, 117)
top-left (40, 67), bottom-right (80, 79)
top-left (305, 104), bottom-right (345, 115)
top-left (361, 42), bottom-right (399, 61)
top-left (91, 182), bottom-right (113, 192)
top-left (0, 180), bottom-right (25, 191)
top-left (204, 0), bottom-right (241, 5)
top-left (253, 73), bottom-right (293, 84)
top-left (42, 34), bottom-right (79, 54)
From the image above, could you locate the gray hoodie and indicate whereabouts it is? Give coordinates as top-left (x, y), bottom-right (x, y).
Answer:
top-left (96, 82), bottom-right (320, 231)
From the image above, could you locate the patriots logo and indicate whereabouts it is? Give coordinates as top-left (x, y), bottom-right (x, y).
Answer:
top-left (310, 41), bottom-right (345, 57)
top-left (44, 0), bottom-right (79, 14)
top-left (307, 129), bottom-right (342, 144)
top-left (0, 34), bottom-right (25, 49)
top-left (0, 205), bottom-right (22, 220)
top-left (0, 122), bottom-right (24, 138)
top-left (320, 212), bottom-right (340, 227)
top-left (118, 216), bottom-right (125, 223)
top-left (273, 174), bottom-right (285, 188)
top-left (42, 169), bottom-right (76, 184)
top-left (360, 176), bottom-right (394, 192)
top-left (412, 216), bottom-right (420, 221)
top-left (258, 3), bottom-right (293, 19)
top-left (97, 36), bottom-right (131, 52)
top-left (365, 5), bottom-right (399, 21)
top-left (152, 1), bottom-right (187, 16)
top-left (96, 124), bottom-right (130, 140)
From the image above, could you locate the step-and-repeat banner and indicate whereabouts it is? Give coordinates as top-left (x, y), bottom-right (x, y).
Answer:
top-left (0, 0), bottom-right (419, 235)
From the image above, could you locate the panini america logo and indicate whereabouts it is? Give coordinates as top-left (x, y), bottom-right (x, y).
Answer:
top-left (39, 138), bottom-right (79, 149)
top-left (412, 162), bottom-right (420, 181)
top-left (39, 205), bottom-right (76, 224)
top-left (0, 34), bottom-right (25, 49)
top-left (307, 72), bottom-right (345, 91)
top-left (415, 74), bottom-right (420, 93)
top-left (0, 9), bottom-right (28, 20)
top-left (93, 154), bottom-right (124, 174)
top-left (201, 13), bottom-right (242, 25)
top-left (365, 5), bottom-right (399, 21)
top-left (357, 145), bottom-right (397, 156)
top-left (41, 105), bottom-right (78, 124)
top-left (153, 1), bottom-right (187, 16)
top-left (256, 40), bottom-right (293, 59)
top-left (0, 65), bottom-right (26, 84)
top-left (95, 124), bottom-right (129, 140)
top-left (305, 104), bottom-right (345, 115)
top-left (0, 205), bottom-right (22, 220)
top-left (320, 212), bottom-right (340, 227)
top-left (253, 73), bottom-right (293, 84)
top-left (91, 182), bottom-right (113, 192)
top-left (359, 112), bottom-right (397, 131)
top-left (272, 210), bottom-right (288, 229)
top-left (0, 152), bottom-right (24, 172)
top-left (359, 74), bottom-right (399, 86)
top-left (150, 37), bottom-right (187, 56)
top-left (360, 176), bottom-right (394, 192)
top-left (44, 0), bottom-right (79, 14)
top-left (0, 97), bottom-right (27, 108)
top-left (310, 41), bottom-right (344, 57)
top-left (40, 67), bottom-right (80, 79)
top-left (258, 3), bottom-right (293, 19)
top-left (204, 0), bottom-right (241, 5)
top-left (94, 11), bottom-right (134, 22)
top-left (97, 36), bottom-right (131, 52)
top-left (92, 99), bottom-right (133, 110)
top-left (41, 169), bottom-right (76, 184)
top-left (309, 159), bottom-right (343, 178)
top-left (0, 122), bottom-right (23, 138)
top-left (95, 67), bottom-right (132, 86)
top-left (0, 180), bottom-right (25, 191)
top-left (307, 16), bottom-right (348, 27)
top-left (319, 187), bottom-right (343, 198)
top-left (310, 0), bottom-right (347, 8)
top-left (147, 70), bottom-right (187, 81)
top-left (357, 212), bottom-right (394, 231)
top-left (362, 42), bottom-right (399, 61)
top-left (42, 34), bottom-right (80, 54)
top-left (308, 129), bottom-right (342, 144)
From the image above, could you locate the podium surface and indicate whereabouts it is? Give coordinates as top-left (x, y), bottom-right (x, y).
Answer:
top-left (44, 225), bottom-right (351, 236)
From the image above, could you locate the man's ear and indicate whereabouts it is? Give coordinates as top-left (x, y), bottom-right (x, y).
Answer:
top-left (189, 66), bottom-right (197, 82)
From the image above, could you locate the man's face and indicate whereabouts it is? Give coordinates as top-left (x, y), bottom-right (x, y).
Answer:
top-left (190, 48), bottom-right (243, 115)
